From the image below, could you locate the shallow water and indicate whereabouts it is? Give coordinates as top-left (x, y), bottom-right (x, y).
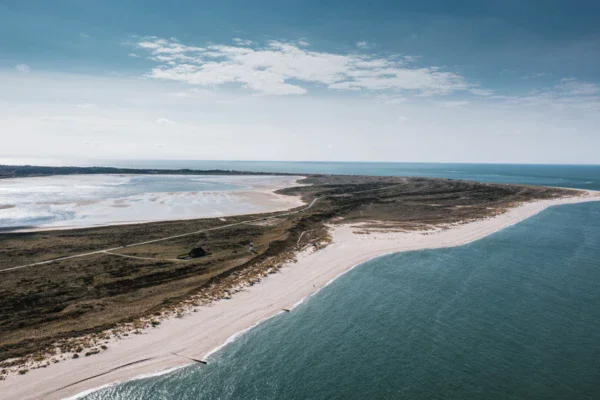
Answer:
top-left (83, 201), bottom-right (600, 400)
top-left (0, 175), bottom-right (292, 230)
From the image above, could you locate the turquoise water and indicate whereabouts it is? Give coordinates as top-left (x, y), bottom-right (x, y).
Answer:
top-left (84, 202), bottom-right (600, 400)
top-left (81, 165), bottom-right (600, 400)
top-left (118, 160), bottom-right (600, 191)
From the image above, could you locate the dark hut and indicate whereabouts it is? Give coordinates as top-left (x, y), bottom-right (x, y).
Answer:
top-left (188, 246), bottom-right (207, 258)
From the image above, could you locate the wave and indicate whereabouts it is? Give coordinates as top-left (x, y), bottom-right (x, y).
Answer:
top-left (63, 365), bottom-right (189, 400)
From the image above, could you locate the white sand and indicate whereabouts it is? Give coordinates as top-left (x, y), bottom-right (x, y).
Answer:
top-left (2, 190), bottom-right (599, 400)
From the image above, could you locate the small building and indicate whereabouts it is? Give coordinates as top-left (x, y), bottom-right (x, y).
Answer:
top-left (188, 246), bottom-right (208, 258)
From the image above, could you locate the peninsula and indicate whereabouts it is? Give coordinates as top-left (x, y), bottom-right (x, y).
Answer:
top-left (0, 171), bottom-right (597, 399)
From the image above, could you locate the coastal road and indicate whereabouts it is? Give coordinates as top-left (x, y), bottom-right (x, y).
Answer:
top-left (1, 182), bottom-right (407, 273)
top-left (0, 197), bottom-right (321, 273)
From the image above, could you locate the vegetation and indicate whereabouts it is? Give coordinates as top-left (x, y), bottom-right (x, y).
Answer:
top-left (0, 174), bottom-right (575, 372)
top-left (0, 164), bottom-right (290, 179)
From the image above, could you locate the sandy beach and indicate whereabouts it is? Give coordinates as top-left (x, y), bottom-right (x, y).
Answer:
top-left (1, 190), bottom-right (599, 400)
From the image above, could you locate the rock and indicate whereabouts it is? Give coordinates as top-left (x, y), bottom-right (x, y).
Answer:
top-left (85, 349), bottom-right (100, 357)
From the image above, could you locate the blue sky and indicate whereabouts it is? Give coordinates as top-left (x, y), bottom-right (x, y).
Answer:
top-left (1, 0), bottom-right (599, 164)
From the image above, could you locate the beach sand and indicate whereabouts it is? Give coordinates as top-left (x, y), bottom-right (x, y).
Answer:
top-left (2, 190), bottom-right (599, 400)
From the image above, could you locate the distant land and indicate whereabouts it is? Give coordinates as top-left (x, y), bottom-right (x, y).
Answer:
top-left (0, 164), bottom-right (291, 179)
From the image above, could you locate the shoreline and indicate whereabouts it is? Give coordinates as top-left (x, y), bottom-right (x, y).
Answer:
top-left (2, 190), bottom-right (599, 400)
top-left (1, 174), bottom-right (305, 233)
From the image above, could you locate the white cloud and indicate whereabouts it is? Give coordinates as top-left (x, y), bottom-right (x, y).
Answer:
top-left (439, 101), bottom-right (470, 108)
top-left (133, 37), bottom-right (481, 96)
top-left (297, 39), bottom-right (310, 47)
top-left (138, 38), bottom-right (205, 55)
top-left (558, 78), bottom-right (600, 96)
top-left (76, 102), bottom-right (99, 109)
top-left (170, 88), bottom-right (214, 98)
top-left (356, 40), bottom-right (370, 49)
top-left (233, 38), bottom-right (253, 46)
top-left (402, 55), bottom-right (420, 63)
top-left (522, 72), bottom-right (548, 80)
top-left (15, 64), bottom-right (31, 74)
top-left (155, 117), bottom-right (176, 125)
top-left (83, 140), bottom-right (100, 147)
top-left (470, 88), bottom-right (494, 96)
top-left (375, 94), bottom-right (407, 104)
top-left (2, 71), bottom-right (600, 164)
top-left (494, 78), bottom-right (600, 111)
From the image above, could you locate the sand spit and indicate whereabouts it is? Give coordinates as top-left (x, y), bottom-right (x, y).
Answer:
top-left (1, 190), bottom-right (599, 400)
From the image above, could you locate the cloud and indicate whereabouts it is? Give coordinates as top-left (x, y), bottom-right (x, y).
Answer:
top-left (522, 72), bottom-right (549, 80)
top-left (439, 101), bottom-right (470, 108)
top-left (155, 117), bottom-right (176, 125)
top-left (375, 94), bottom-right (407, 104)
top-left (356, 40), bottom-right (370, 49)
top-left (494, 78), bottom-right (600, 110)
top-left (138, 38), bottom-right (205, 55)
top-left (402, 55), bottom-right (420, 63)
top-left (558, 78), bottom-right (600, 96)
top-left (76, 102), bottom-right (99, 109)
top-left (469, 88), bottom-right (494, 96)
top-left (3, 70), bottom-right (599, 164)
top-left (133, 37), bottom-right (482, 96)
top-left (83, 140), bottom-right (100, 147)
top-left (233, 38), bottom-right (253, 46)
top-left (15, 64), bottom-right (31, 74)
top-left (170, 88), bottom-right (214, 98)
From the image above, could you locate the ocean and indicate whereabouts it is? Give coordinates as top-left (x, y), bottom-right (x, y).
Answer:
top-left (70, 163), bottom-right (600, 399)
top-left (116, 160), bottom-right (600, 191)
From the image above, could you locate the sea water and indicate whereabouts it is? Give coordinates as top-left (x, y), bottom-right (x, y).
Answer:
top-left (83, 201), bottom-right (600, 400)
top-left (117, 161), bottom-right (600, 191)
top-left (61, 164), bottom-right (598, 399)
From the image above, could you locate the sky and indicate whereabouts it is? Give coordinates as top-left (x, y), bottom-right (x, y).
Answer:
top-left (1, 0), bottom-right (599, 164)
